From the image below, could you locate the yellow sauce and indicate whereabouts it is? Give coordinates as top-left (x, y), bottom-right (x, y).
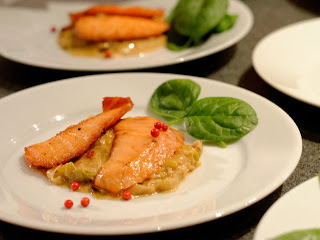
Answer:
top-left (43, 129), bottom-right (202, 200)
top-left (58, 29), bottom-right (166, 58)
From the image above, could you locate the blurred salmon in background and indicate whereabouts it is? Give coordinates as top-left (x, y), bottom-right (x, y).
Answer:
top-left (58, 4), bottom-right (170, 58)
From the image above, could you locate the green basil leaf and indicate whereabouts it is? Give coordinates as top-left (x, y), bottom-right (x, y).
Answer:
top-left (183, 97), bottom-right (258, 143)
top-left (149, 79), bottom-right (259, 147)
top-left (166, 2), bottom-right (178, 23)
top-left (172, 0), bottom-right (228, 42)
top-left (166, 27), bottom-right (193, 51)
top-left (166, 40), bottom-right (192, 51)
top-left (149, 79), bottom-right (201, 118)
top-left (214, 14), bottom-right (238, 33)
top-left (271, 229), bottom-right (320, 240)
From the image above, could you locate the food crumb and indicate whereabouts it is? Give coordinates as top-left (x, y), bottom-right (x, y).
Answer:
top-left (86, 150), bottom-right (95, 158)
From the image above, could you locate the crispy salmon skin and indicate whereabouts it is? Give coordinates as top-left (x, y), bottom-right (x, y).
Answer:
top-left (24, 97), bottom-right (133, 168)
top-left (74, 15), bottom-right (170, 41)
top-left (69, 5), bottom-right (165, 24)
top-left (94, 116), bottom-right (185, 194)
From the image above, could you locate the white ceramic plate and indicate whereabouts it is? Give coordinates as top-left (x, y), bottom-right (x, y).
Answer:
top-left (253, 18), bottom-right (320, 107)
top-left (0, 73), bottom-right (301, 235)
top-left (253, 176), bottom-right (320, 240)
top-left (0, 0), bottom-right (253, 71)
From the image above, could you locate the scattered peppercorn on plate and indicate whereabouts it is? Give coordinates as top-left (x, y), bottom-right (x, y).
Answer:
top-left (0, 73), bottom-right (301, 235)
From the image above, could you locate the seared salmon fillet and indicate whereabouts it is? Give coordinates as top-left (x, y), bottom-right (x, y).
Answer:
top-left (74, 15), bottom-right (170, 41)
top-left (94, 116), bottom-right (185, 194)
top-left (25, 97), bottom-right (133, 168)
top-left (70, 5), bottom-right (165, 24)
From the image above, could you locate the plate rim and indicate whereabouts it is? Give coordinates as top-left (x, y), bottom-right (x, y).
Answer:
top-left (0, 72), bottom-right (302, 235)
top-left (253, 176), bottom-right (319, 240)
top-left (252, 17), bottom-right (320, 108)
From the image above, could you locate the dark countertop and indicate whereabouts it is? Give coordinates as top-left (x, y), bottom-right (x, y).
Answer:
top-left (1, 0), bottom-right (320, 239)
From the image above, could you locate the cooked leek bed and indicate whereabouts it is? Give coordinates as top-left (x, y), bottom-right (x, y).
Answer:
top-left (45, 129), bottom-right (202, 199)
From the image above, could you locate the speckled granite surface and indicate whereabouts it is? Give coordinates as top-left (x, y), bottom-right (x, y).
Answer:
top-left (0, 0), bottom-right (320, 239)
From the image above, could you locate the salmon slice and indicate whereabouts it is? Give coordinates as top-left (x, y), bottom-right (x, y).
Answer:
top-left (94, 116), bottom-right (185, 194)
top-left (102, 97), bottom-right (133, 112)
top-left (70, 5), bottom-right (165, 24)
top-left (25, 97), bottom-right (133, 168)
top-left (74, 15), bottom-right (170, 41)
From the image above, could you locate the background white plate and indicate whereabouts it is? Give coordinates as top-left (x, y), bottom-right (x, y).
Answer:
top-left (253, 18), bottom-right (320, 107)
top-left (253, 176), bottom-right (320, 240)
top-left (0, 73), bottom-right (301, 235)
top-left (0, 0), bottom-right (253, 71)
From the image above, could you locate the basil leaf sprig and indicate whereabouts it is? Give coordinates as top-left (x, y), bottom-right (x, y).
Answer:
top-left (149, 79), bottom-right (201, 118)
top-left (166, 0), bottom-right (238, 51)
top-left (149, 79), bottom-right (258, 147)
top-left (270, 229), bottom-right (320, 240)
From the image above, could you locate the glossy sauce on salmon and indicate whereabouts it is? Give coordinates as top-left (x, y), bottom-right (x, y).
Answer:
top-left (94, 117), bottom-right (185, 194)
